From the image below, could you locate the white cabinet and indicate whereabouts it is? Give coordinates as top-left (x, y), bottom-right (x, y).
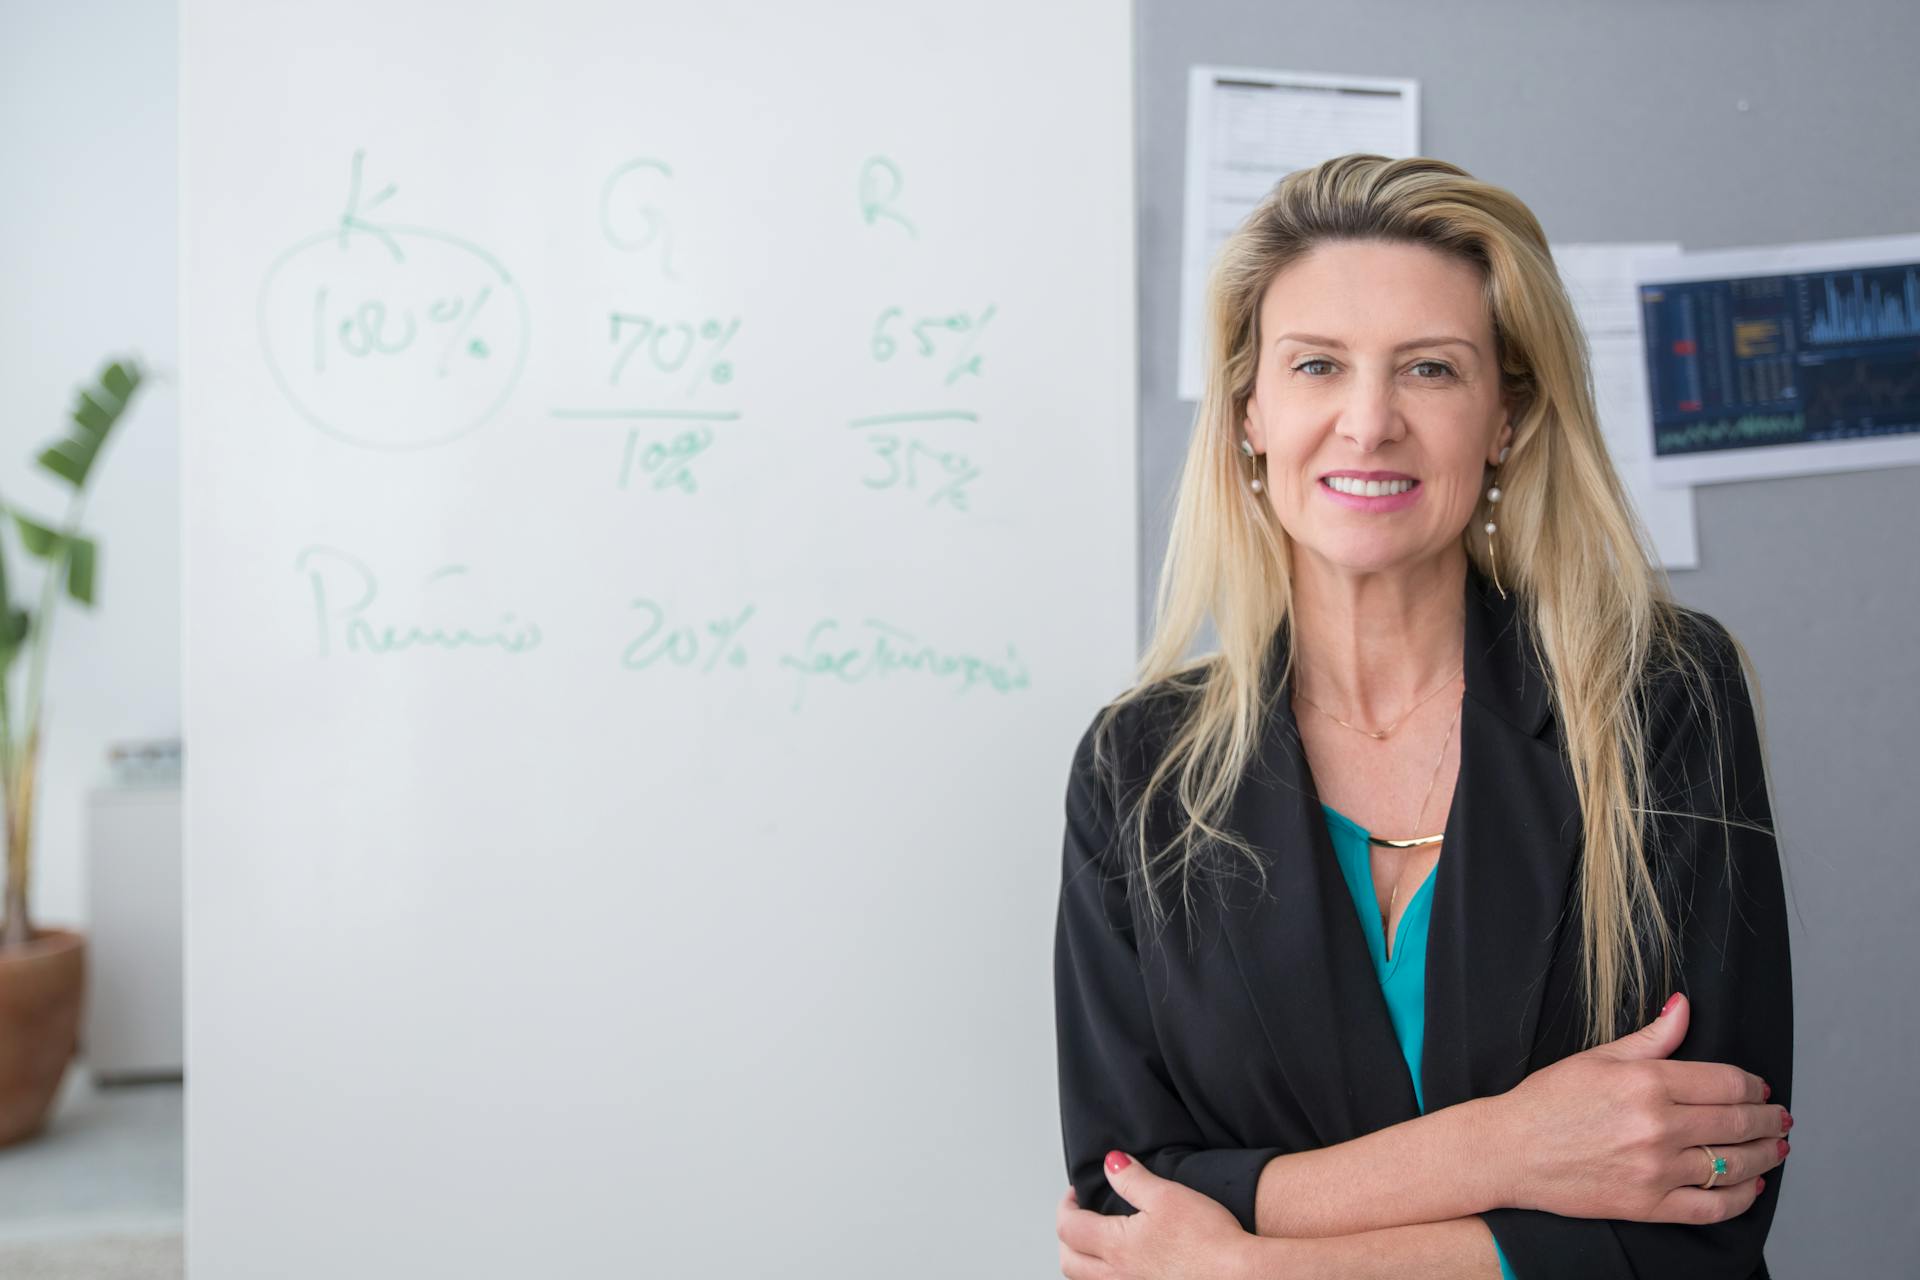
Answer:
top-left (82, 786), bottom-right (182, 1081)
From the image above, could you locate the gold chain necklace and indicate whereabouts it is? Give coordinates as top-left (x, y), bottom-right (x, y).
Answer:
top-left (1373, 702), bottom-right (1459, 957)
top-left (1296, 672), bottom-right (1464, 954)
top-left (1294, 666), bottom-right (1460, 740)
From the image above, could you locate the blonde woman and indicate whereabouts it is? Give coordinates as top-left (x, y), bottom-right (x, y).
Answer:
top-left (1052, 154), bottom-right (1792, 1279)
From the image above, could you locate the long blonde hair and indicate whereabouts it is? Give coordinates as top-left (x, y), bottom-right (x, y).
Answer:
top-left (1099, 153), bottom-right (1775, 1047)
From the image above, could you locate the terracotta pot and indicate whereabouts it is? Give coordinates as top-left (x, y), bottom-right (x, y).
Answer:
top-left (0, 927), bottom-right (86, 1148)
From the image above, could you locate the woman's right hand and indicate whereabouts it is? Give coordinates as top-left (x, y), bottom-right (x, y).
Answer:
top-left (1492, 992), bottom-right (1790, 1225)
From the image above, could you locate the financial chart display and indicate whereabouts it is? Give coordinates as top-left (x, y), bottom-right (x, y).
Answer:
top-left (1640, 261), bottom-right (1920, 459)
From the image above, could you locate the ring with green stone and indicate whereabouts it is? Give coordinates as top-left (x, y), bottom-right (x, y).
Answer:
top-left (1697, 1145), bottom-right (1729, 1189)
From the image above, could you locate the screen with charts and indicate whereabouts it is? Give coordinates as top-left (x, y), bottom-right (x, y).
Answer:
top-left (1639, 261), bottom-right (1920, 460)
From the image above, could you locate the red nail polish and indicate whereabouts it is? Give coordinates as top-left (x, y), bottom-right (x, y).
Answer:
top-left (1777, 1138), bottom-right (1789, 1159)
top-left (1782, 1110), bottom-right (1792, 1132)
top-left (1757, 1176), bottom-right (1766, 1193)
top-left (1105, 1150), bottom-right (1131, 1173)
top-left (1660, 992), bottom-right (1681, 1017)
top-left (1762, 1082), bottom-right (1771, 1101)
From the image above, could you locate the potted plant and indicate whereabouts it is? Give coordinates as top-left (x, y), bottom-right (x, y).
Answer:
top-left (0, 357), bottom-right (146, 1148)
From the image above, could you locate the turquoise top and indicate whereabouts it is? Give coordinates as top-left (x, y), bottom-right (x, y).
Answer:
top-left (1323, 803), bottom-right (1519, 1280)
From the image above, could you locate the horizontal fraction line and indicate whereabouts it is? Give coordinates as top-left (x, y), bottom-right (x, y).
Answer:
top-left (551, 409), bottom-right (742, 421)
top-left (847, 410), bottom-right (979, 428)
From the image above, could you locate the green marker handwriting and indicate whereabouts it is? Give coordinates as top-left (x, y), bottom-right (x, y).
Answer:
top-left (609, 313), bottom-right (739, 393)
top-left (549, 410), bottom-right (736, 494)
top-left (600, 157), bottom-right (678, 278)
top-left (295, 545), bottom-right (542, 656)
top-left (621, 598), bottom-right (756, 670)
top-left (258, 149), bottom-right (530, 452)
top-left (622, 425), bottom-right (714, 493)
top-left (316, 284), bottom-right (495, 374)
top-left (779, 617), bottom-right (1028, 711)
top-left (858, 155), bottom-right (917, 239)
top-left (854, 428), bottom-right (979, 509)
top-left (870, 303), bottom-right (995, 382)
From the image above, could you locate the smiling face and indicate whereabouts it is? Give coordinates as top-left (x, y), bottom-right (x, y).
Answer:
top-left (1241, 238), bottom-right (1514, 581)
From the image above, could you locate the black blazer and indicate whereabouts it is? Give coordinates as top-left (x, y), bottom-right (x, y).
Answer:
top-left (1054, 566), bottom-right (1792, 1279)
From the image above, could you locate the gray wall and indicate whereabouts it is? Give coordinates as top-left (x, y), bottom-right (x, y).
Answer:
top-left (1134, 2), bottom-right (1919, 1272)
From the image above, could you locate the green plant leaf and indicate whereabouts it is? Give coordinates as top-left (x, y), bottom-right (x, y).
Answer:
top-left (38, 358), bottom-right (143, 491)
top-left (72, 392), bottom-right (114, 439)
top-left (100, 362), bottom-right (136, 401)
top-left (9, 510), bottom-right (97, 606)
top-left (65, 537), bottom-right (95, 606)
top-left (12, 512), bottom-right (60, 559)
top-left (0, 606), bottom-right (30, 677)
top-left (37, 443), bottom-right (87, 487)
top-left (10, 512), bottom-right (98, 604)
top-left (0, 506), bottom-right (12, 613)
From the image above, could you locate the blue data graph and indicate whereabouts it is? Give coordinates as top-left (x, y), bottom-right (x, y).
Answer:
top-left (1639, 261), bottom-right (1920, 456)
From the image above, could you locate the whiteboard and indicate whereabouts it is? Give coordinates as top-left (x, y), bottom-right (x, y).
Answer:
top-left (180, 2), bottom-right (1137, 1274)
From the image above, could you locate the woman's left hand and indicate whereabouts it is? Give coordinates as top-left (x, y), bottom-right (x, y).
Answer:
top-left (1055, 1151), bottom-right (1254, 1280)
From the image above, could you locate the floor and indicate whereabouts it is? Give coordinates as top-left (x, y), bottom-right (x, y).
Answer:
top-left (0, 1064), bottom-right (183, 1277)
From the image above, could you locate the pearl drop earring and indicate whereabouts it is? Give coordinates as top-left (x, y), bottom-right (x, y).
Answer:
top-left (1484, 443), bottom-right (1510, 599)
top-left (1240, 436), bottom-right (1263, 493)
